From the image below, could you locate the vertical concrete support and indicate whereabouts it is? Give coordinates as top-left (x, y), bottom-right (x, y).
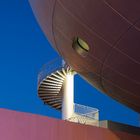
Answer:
top-left (62, 72), bottom-right (74, 120)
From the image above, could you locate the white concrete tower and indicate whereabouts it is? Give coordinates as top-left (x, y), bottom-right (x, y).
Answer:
top-left (62, 70), bottom-right (74, 120)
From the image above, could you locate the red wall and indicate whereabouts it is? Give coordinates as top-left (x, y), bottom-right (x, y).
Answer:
top-left (0, 109), bottom-right (139, 140)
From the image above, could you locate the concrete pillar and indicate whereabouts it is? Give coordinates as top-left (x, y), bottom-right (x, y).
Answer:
top-left (62, 72), bottom-right (74, 120)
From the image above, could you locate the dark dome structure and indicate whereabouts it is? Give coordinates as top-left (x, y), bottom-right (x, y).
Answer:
top-left (29, 0), bottom-right (140, 113)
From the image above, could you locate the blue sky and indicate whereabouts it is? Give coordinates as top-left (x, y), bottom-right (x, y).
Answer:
top-left (0, 0), bottom-right (139, 127)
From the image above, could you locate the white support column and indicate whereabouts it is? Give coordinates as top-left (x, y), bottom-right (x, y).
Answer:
top-left (62, 71), bottom-right (74, 120)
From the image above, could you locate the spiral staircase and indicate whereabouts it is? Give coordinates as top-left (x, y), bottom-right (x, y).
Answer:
top-left (38, 58), bottom-right (72, 110)
top-left (38, 58), bottom-right (99, 126)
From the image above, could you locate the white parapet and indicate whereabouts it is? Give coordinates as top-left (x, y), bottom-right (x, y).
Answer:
top-left (68, 103), bottom-right (99, 126)
top-left (62, 72), bottom-right (74, 120)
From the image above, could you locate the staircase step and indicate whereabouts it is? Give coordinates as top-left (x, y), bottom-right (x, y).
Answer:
top-left (39, 93), bottom-right (58, 96)
top-left (56, 71), bottom-right (66, 78)
top-left (51, 73), bottom-right (64, 80)
top-left (51, 103), bottom-right (61, 108)
top-left (43, 98), bottom-right (62, 102)
top-left (62, 68), bottom-right (66, 76)
top-left (47, 100), bottom-right (62, 105)
top-left (43, 79), bottom-right (62, 84)
top-left (47, 76), bottom-right (64, 83)
top-left (39, 88), bottom-right (60, 91)
top-left (38, 90), bottom-right (59, 93)
top-left (41, 96), bottom-right (62, 99)
top-left (40, 82), bottom-right (62, 86)
top-left (40, 85), bottom-right (62, 89)
top-left (55, 105), bottom-right (62, 110)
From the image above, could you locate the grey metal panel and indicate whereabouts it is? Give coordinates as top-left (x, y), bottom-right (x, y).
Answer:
top-left (100, 120), bottom-right (140, 136)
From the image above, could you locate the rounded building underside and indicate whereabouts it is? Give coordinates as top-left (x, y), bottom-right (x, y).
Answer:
top-left (29, 0), bottom-right (140, 112)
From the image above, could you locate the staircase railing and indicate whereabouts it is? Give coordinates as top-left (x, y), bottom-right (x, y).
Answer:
top-left (74, 103), bottom-right (99, 120)
top-left (68, 103), bottom-right (99, 126)
top-left (38, 57), bottom-right (66, 85)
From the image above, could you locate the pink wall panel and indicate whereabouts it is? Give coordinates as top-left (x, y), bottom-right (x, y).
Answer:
top-left (0, 109), bottom-right (139, 140)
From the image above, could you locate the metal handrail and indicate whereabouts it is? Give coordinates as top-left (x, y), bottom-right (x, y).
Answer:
top-left (74, 103), bottom-right (99, 120)
top-left (67, 104), bottom-right (99, 126)
top-left (38, 57), bottom-right (67, 85)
